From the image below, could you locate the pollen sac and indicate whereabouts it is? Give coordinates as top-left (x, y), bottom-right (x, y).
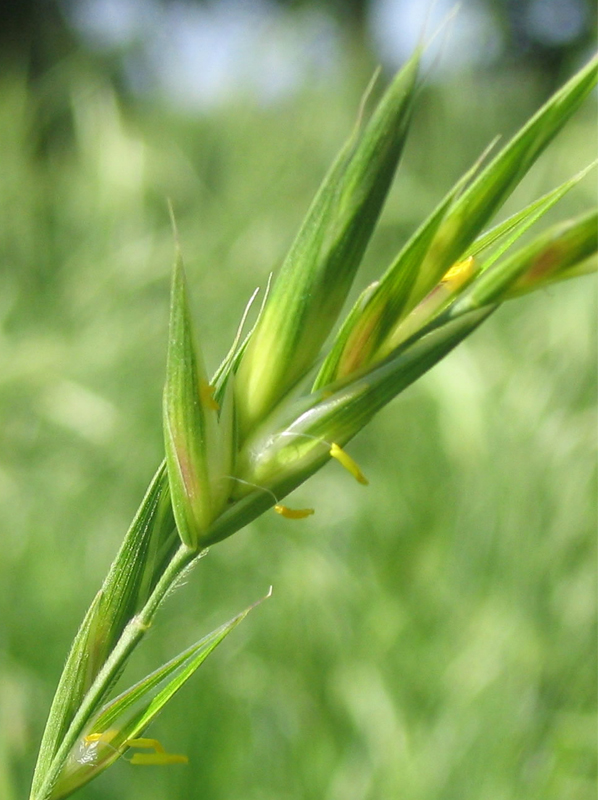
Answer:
top-left (379, 255), bottom-right (477, 354)
top-left (274, 504), bottom-right (315, 519)
top-left (76, 730), bottom-right (119, 766)
top-left (125, 737), bottom-right (189, 766)
top-left (329, 443), bottom-right (369, 485)
top-left (441, 256), bottom-right (476, 284)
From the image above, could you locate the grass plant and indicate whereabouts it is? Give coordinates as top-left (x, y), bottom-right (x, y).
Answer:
top-left (23, 51), bottom-right (598, 800)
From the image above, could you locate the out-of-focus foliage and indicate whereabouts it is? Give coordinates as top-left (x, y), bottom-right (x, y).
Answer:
top-left (0, 22), bottom-right (596, 800)
top-left (1, 0), bottom-right (597, 82)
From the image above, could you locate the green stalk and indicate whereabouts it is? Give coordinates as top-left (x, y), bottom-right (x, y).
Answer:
top-left (29, 50), bottom-right (597, 800)
top-left (31, 544), bottom-right (197, 800)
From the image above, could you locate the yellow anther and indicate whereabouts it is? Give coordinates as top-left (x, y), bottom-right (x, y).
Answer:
top-left (83, 734), bottom-right (103, 745)
top-left (125, 738), bottom-right (166, 752)
top-left (124, 737), bottom-right (188, 766)
top-left (441, 256), bottom-right (475, 284)
top-left (274, 505), bottom-right (315, 519)
top-left (83, 730), bottom-right (117, 745)
top-left (78, 730), bottom-right (120, 766)
top-left (199, 382), bottom-right (219, 411)
top-left (228, 475), bottom-right (315, 518)
top-left (329, 443), bottom-right (369, 485)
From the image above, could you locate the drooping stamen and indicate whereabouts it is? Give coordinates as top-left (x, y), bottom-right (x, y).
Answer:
top-left (277, 432), bottom-right (370, 486)
top-left (329, 442), bottom-right (369, 485)
top-left (227, 475), bottom-right (315, 520)
top-left (274, 505), bottom-right (315, 519)
top-left (80, 732), bottom-right (188, 767)
top-left (125, 737), bottom-right (188, 766)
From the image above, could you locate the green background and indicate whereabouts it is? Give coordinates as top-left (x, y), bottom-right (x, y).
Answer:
top-left (0, 14), bottom-right (596, 799)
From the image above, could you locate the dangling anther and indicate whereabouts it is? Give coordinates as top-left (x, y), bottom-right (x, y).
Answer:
top-left (329, 442), bottom-right (369, 485)
top-left (274, 505), bottom-right (315, 519)
top-left (125, 737), bottom-right (189, 766)
top-left (226, 475), bottom-right (315, 520)
top-left (277, 432), bottom-right (370, 487)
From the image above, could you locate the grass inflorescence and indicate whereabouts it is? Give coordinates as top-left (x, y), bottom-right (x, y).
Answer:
top-left (27, 51), bottom-right (597, 800)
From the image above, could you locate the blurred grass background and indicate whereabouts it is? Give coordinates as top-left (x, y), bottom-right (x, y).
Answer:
top-left (0, 1), bottom-right (597, 798)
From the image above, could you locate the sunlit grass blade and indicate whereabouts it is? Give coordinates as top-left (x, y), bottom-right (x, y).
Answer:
top-left (380, 256), bottom-right (476, 353)
top-left (47, 594), bottom-right (267, 800)
top-left (30, 464), bottom-right (177, 800)
top-left (29, 592), bottom-right (104, 800)
top-left (400, 55), bottom-right (597, 312)
top-left (163, 250), bottom-right (223, 549)
top-left (237, 308), bottom-right (492, 496)
top-left (313, 176), bottom-right (456, 387)
top-left (97, 464), bottom-right (178, 659)
top-left (315, 57), bottom-right (596, 386)
top-left (540, 250), bottom-right (598, 285)
top-left (449, 209), bottom-right (597, 313)
top-left (314, 138), bottom-right (497, 386)
top-left (312, 280), bottom-right (380, 390)
top-left (27, 39), bottom-right (597, 800)
top-left (31, 543), bottom-right (202, 800)
top-left (211, 286), bottom-right (261, 398)
top-left (235, 52), bottom-right (420, 434)
top-left (464, 162), bottom-right (597, 260)
top-left (211, 275), bottom-right (273, 403)
top-left (376, 166), bottom-right (596, 357)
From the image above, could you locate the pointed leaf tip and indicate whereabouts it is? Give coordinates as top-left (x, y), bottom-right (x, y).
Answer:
top-left (235, 50), bottom-right (421, 436)
top-left (49, 593), bottom-right (267, 799)
top-left (163, 253), bottom-right (220, 549)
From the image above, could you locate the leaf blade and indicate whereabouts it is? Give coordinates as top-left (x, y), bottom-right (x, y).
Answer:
top-left (235, 52), bottom-right (421, 434)
top-left (48, 595), bottom-right (266, 800)
top-left (163, 251), bottom-right (220, 549)
top-left (30, 463), bottom-right (177, 799)
top-left (404, 54), bottom-right (597, 307)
